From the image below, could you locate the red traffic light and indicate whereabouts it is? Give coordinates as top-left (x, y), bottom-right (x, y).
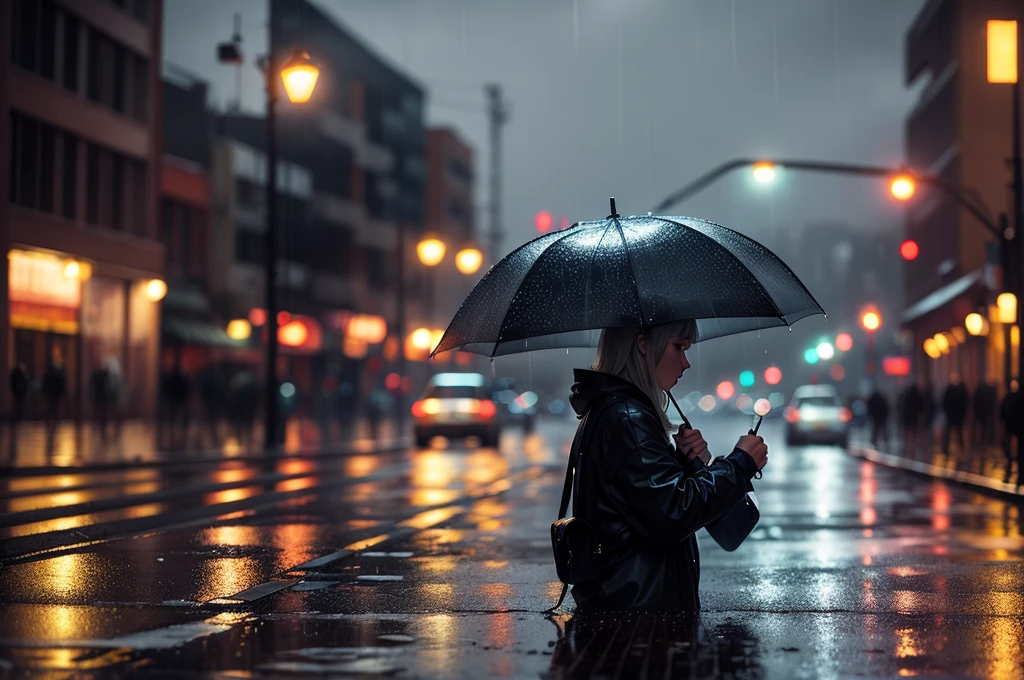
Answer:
top-left (534, 211), bottom-right (553, 233)
top-left (900, 239), bottom-right (919, 261)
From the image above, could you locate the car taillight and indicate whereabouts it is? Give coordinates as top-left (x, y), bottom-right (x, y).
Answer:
top-left (784, 406), bottom-right (800, 423)
top-left (411, 400), bottom-right (425, 418)
top-left (478, 400), bottom-right (497, 418)
top-left (839, 407), bottom-right (853, 423)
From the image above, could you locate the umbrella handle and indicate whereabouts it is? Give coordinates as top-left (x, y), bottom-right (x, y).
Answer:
top-left (666, 391), bottom-right (691, 429)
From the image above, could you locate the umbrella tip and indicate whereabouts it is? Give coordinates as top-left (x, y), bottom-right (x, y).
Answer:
top-left (608, 197), bottom-right (619, 219)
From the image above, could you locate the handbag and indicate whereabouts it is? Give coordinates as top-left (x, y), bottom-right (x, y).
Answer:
top-left (547, 411), bottom-right (602, 612)
top-left (704, 474), bottom-right (760, 551)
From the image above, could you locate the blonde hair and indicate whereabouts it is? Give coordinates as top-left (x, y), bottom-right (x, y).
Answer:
top-left (592, 319), bottom-right (697, 432)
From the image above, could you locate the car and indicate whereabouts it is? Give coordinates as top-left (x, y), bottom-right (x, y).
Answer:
top-left (784, 384), bottom-right (852, 447)
top-left (412, 373), bottom-right (502, 448)
top-left (488, 377), bottom-right (538, 433)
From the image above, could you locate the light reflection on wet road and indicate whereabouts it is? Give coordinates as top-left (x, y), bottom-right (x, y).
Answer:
top-left (0, 415), bottom-right (1023, 678)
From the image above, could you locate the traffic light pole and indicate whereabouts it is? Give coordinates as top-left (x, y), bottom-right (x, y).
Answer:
top-left (654, 157), bottom-right (1004, 240)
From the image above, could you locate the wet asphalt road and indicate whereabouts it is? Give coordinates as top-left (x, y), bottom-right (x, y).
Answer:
top-left (1, 414), bottom-right (1023, 679)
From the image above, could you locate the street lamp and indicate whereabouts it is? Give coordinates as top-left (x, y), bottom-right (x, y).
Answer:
top-left (455, 245), bottom-right (484, 275)
top-left (260, 45), bottom-right (319, 449)
top-left (751, 162), bottom-right (776, 184)
top-left (889, 174), bottom-right (916, 201)
top-left (987, 19), bottom-right (1023, 397)
top-left (860, 308), bottom-right (881, 377)
top-left (416, 234), bottom-right (446, 267)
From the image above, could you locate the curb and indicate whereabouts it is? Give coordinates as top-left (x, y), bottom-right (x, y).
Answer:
top-left (849, 444), bottom-right (1024, 503)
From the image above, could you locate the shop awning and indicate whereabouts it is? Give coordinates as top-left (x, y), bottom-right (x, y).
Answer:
top-left (163, 315), bottom-right (249, 349)
top-left (901, 270), bottom-right (984, 325)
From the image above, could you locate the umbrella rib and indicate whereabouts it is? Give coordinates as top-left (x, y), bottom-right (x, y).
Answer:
top-left (687, 216), bottom-right (825, 320)
top-left (654, 216), bottom-right (787, 323)
top-left (612, 218), bottom-right (647, 325)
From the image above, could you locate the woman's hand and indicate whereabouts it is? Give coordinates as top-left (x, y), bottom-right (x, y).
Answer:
top-left (735, 435), bottom-right (768, 470)
top-left (674, 427), bottom-right (711, 465)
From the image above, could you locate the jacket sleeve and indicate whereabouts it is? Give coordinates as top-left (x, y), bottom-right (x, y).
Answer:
top-left (606, 408), bottom-right (754, 546)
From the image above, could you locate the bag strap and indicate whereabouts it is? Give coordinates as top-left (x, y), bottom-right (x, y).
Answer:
top-left (558, 411), bottom-right (590, 520)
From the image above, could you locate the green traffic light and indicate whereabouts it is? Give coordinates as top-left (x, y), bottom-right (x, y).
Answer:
top-left (739, 370), bottom-right (755, 387)
top-left (804, 348), bottom-right (819, 364)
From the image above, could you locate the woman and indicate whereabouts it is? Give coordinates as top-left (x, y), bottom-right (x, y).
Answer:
top-left (568, 319), bottom-right (769, 612)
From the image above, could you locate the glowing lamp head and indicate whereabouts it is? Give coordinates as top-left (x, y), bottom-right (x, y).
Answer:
top-left (965, 313), bottom-right (986, 336)
top-left (861, 311), bottom-right (881, 332)
top-left (890, 175), bottom-right (916, 201)
top-left (280, 49), bottom-right (320, 103)
top-left (145, 279), bottom-right (167, 301)
top-left (997, 292), bottom-right (1017, 323)
top-left (751, 162), bottom-right (776, 184)
top-left (416, 235), bottom-right (446, 267)
top-left (455, 246), bottom-right (483, 275)
top-left (226, 319), bottom-right (252, 340)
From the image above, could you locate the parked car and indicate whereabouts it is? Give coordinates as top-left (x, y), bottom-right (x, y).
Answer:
top-left (412, 373), bottom-right (502, 448)
top-left (488, 377), bottom-right (538, 433)
top-left (784, 384), bottom-right (852, 447)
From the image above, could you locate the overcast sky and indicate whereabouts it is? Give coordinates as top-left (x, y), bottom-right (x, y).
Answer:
top-left (163, 0), bottom-right (928, 397)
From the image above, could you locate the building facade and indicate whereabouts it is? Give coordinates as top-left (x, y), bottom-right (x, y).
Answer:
top-left (902, 0), bottom-right (1024, 395)
top-left (1, 0), bottom-right (165, 419)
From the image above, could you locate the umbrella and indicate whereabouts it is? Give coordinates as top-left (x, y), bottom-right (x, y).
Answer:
top-left (431, 199), bottom-right (824, 359)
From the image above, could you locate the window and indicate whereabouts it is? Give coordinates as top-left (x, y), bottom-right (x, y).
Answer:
top-left (62, 132), bottom-right (77, 219)
top-left (113, 44), bottom-right (126, 114)
top-left (313, 141), bottom-right (352, 198)
top-left (39, 1), bottom-right (56, 80)
top-left (86, 27), bottom-right (101, 102)
top-left (86, 144), bottom-right (99, 224)
top-left (110, 154), bottom-right (124, 230)
top-left (85, 25), bottom-right (148, 122)
top-left (39, 124), bottom-right (55, 212)
top-left (132, 53), bottom-right (148, 123)
top-left (128, 159), bottom-right (147, 235)
top-left (62, 13), bottom-right (79, 92)
top-left (13, 0), bottom-right (40, 73)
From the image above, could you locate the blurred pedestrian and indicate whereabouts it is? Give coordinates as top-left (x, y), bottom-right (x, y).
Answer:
top-left (42, 356), bottom-right (67, 432)
top-left (229, 369), bottom-right (258, 449)
top-left (898, 381), bottom-right (923, 458)
top-left (866, 387), bottom-right (890, 450)
top-left (941, 373), bottom-right (969, 461)
top-left (89, 363), bottom-right (110, 440)
top-left (920, 379), bottom-right (936, 450)
top-left (199, 363), bottom-right (227, 448)
top-left (999, 380), bottom-right (1022, 486)
top-left (161, 362), bottom-right (190, 448)
top-left (9, 362), bottom-right (29, 426)
top-left (971, 377), bottom-right (998, 449)
top-left (105, 355), bottom-right (123, 436)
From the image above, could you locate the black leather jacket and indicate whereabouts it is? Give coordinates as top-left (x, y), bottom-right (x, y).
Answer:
top-left (568, 369), bottom-right (758, 612)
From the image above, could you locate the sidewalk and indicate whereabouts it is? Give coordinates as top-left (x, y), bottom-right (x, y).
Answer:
top-left (848, 428), bottom-right (1023, 501)
top-left (0, 416), bottom-right (405, 470)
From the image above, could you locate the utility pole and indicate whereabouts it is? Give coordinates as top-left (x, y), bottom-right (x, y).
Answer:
top-left (485, 84), bottom-right (509, 261)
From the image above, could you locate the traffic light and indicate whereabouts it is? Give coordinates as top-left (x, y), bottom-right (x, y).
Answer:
top-left (900, 239), bottom-right (919, 261)
top-left (763, 366), bottom-right (782, 385)
top-left (534, 210), bottom-right (553, 233)
top-left (739, 370), bottom-right (755, 387)
top-left (804, 348), bottom-right (819, 364)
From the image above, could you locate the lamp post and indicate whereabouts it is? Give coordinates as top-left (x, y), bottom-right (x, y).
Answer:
top-left (262, 48), bottom-right (320, 449)
top-left (860, 308), bottom-right (881, 379)
top-left (987, 19), bottom-right (1023, 393)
